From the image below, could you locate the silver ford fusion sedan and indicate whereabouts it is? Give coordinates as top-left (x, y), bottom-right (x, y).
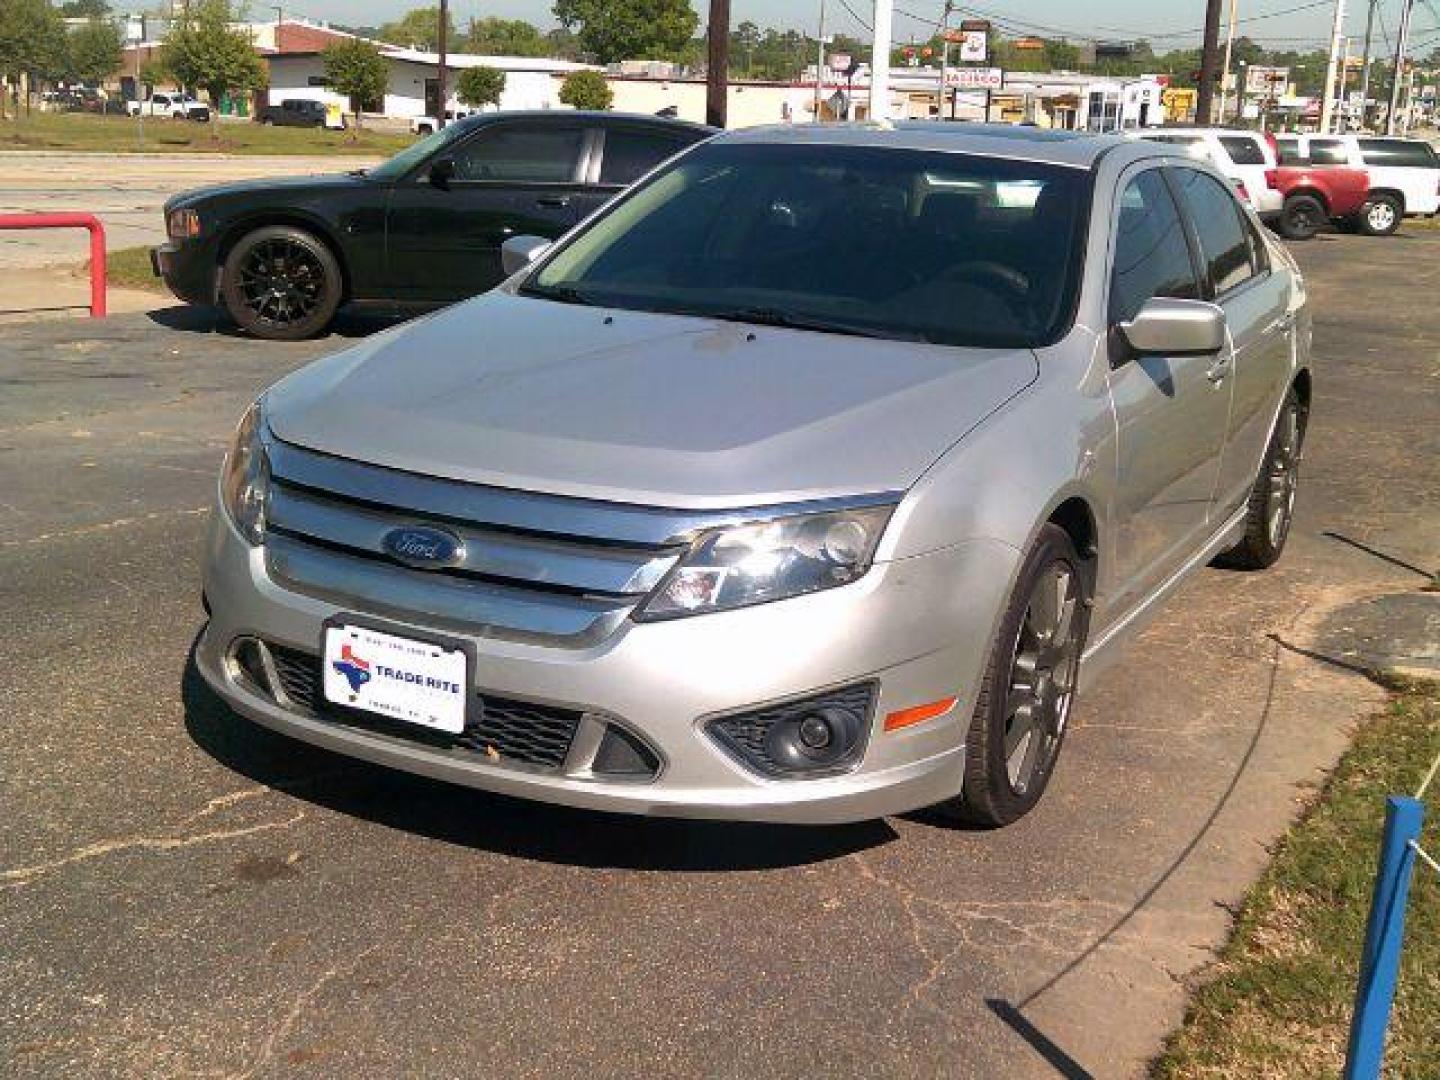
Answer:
top-left (198, 123), bottom-right (1311, 827)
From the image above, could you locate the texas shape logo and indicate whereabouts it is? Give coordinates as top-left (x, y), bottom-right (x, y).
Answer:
top-left (332, 642), bottom-right (372, 697)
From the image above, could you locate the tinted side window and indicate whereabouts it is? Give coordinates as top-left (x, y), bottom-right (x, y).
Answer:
top-left (1219, 136), bottom-right (1266, 166)
top-left (1275, 137), bottom-right (1305, 165)
top-left (1170, 168), bottom-right (1254, 295)
top-left (451, 125), bottom-right (584, 183)
top-left (1309, 139), bottom-right (1349, 166)
top-left (1357, 138), bottom-right (1440, 168)
top-left (599, 128), bottom-right (696, 185)
top-left (1110, 170), bottom-right (1200, 323)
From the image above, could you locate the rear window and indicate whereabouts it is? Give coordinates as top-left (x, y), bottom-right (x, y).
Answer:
top-left (1357, 138), bottom-right (1440, 168)
top-left (1219, 136), bottom-right (1267, 166)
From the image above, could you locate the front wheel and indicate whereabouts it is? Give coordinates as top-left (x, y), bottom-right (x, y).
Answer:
top-left (1359, 194), bottom-right (1402, 236)
top-left (935, 524), bottom-right (1090, 827)
top-left (1217, 387), bottom-right (1306, 570)
top-left (1277, 194), bottom-right (1325, 240)
top-left (219, 226), bottom-right (343, 341)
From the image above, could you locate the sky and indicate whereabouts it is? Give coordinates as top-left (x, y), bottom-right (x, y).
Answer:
top-left (274, 0), bottom-right (1422, 56)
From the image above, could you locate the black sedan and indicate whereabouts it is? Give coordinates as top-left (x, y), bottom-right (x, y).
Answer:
top-left (152, 111), bottom-right (714, 339)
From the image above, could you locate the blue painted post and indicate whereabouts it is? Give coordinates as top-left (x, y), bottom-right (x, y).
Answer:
top-left (1343, 795), bottom-right (1425, 1080)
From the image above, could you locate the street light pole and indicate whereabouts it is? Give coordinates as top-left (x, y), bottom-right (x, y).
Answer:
top-left (869, 0), bottom-right (894, 121)
top-left (813, 0), bottom-right (826, 122)
top-left (1358, 0), bottom-right (1378, 129)
top-left (1387, 0), bottom-right (1416, 134)
top-left (1319, 0), bottom-right (1346, 134)
top-left (436, 0), bottom-right (448, 129)
top-left (1218, 0), bottom-right (1239, 123)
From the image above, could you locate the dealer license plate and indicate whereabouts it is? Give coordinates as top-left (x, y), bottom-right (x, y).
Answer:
top-left (322, 623), bottom-right (468, 735)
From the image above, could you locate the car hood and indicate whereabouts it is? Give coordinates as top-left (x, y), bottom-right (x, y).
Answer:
top-left (169, 173), bottom-right (366, 210)
top-left (265, 292), bottom-right (1039, 510)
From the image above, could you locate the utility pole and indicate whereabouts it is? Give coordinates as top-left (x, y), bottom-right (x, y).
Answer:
top-left (813, 0), bottom-right (826, 122)
top-left (1218, 0), bottom-right (1239, 123)
top-left (936, 0), bottom-right (954, 120)
top-left (436, 0), bottom-right (448, 129)
top-left (1387, 0), bottom-right (1416, 134)
top-left (869, 0), bottom-right (894, 121)
top-left (1358, 0), bottom-right (1378, 129)
top-left (1197, 0), bottom-right (1224, 125)
top-left (1319, 0), bottom-right (1346, 134)
top-left (707, 0), bottom-right (731, 127)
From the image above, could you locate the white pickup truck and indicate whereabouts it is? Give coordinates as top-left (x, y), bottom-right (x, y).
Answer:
top-left (127, 92), bottom-right (211, 122)
top-left (409, 109), bottom-right (476, 136)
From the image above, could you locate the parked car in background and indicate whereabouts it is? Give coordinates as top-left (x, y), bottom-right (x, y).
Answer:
top-left (128, 92), bottom-right (210, 122)
top-left (1265, 161), bottom-right (1371, 240)
top-left (197, 126), bottom-right (1311, 827)
top-left (1135, 128), bottom-right (1284, 222)
top-left (259, 98), bottom-right (345, 130)
top-left (152, 111), bottom-right (715, 338)
top-left (1275, 133), bottom-right (1440, 234)
top-left (411, 110), bottom-right (475, 135)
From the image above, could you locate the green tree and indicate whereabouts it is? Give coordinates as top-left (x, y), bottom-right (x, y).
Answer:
top-left (463, 17), bottom-right (548, 57)
top-left (552, 0), bottom-right (698, 64)
top-left (378, 6), bottom-right (455, 52)
top-left (456, 64), bottom-right (505, 108)
top-left (164, 0), bottom-right (266, 137)
top-left (58, 0), bottom-right (109, 15)
top-left (66, 17), bottom-right (121, 84)
top-left (0, 0), bottom-right (67, 116)
top-left (558, 68), bottom-right (611, 109)
top-left (322, 36), bottom-right (386, 138)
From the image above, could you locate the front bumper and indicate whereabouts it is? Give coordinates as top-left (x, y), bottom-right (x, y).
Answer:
top-left (152, 239), bottom-right (218, 306)
top-left (197, 509), bottom-right (1020, 824)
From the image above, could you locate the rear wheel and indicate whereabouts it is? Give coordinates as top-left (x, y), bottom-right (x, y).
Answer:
top-left (935, 525), bottom-right (1090, 827)
top-left (220, 225), bottom-right (343, 341)
top-left (1217, 387), bottom-right (1306, 570)
top-left (1278, 194), bottom-right (1325, 240)
top-left (1359, 194), bottom-right (1402, 236)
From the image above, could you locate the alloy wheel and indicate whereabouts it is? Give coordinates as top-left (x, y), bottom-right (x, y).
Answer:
top-left (1266, 400), bottom-right (1302, 547)
top-left (1002, 562), bottom-right (1082, 796)
top-left (1367, 201), bottom-right (1397, 233)
top-left (237, 238), bottom-right (327, 329)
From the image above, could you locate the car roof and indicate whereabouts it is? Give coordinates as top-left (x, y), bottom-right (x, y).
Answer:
top-left (717, 122), bottom-right (1170, 169)
top-left (455, 110), bottom-right (716, 136)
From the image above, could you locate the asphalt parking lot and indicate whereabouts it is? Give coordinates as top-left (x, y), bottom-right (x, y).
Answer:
top-left (2, 233), bottom-right (1437, 1078)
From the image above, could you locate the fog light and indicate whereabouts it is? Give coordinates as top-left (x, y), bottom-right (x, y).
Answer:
top-left (798, 714), bottom-right (833, 749)
top-left (706, 683), bottom-right (877, 779)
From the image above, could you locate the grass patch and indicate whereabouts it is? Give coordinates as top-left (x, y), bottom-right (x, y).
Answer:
top-left (1155, 679), bottom-right (1440, 1078)
top-left (97, 246), bottom-right (167, 293)
top-left (0, 111), bottom-right (413, 157)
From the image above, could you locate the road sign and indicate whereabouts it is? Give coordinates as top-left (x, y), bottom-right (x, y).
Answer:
top-left (957, 19), bottom-right (989, 63)
top-left (1245, 65), bottom-right (1289, 96)
top-left (943, 67), bottom-right (1003, 90)
top-left (830, 54), bottom-right (851, 72)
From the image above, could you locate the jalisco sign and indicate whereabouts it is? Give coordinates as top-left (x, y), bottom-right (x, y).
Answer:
top-left (943, 67), bottom-right (1004, 90)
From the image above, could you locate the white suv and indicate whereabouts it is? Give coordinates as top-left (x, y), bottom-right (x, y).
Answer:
top-left (1274, 134), bottom-right (1440, 234)
top-left (1134, 129), bottom-right (1284, 221)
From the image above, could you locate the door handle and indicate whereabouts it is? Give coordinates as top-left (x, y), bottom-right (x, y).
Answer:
top-left (536, 195), bottom-right (572, 209)
top-left (1206, 353), bottom-right (1232, 384)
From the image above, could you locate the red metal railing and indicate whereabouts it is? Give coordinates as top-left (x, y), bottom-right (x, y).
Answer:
top-left (0, 213), bottom-right (107, 317)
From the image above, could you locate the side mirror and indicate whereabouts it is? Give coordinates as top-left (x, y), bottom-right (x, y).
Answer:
top-left (1117, 298), bottom-right (1227, 358)
top-left (428, 156), bottom-right (456, 189)
top-left (501, 235), bottom-right (552, 276)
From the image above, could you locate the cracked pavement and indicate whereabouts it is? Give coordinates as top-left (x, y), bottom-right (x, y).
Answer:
top-left (2, 234), bottom-right (1437, 1078)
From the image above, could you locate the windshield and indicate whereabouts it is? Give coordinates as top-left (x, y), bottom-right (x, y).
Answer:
top-left (526, 142), bottom-right (1089, 348)
top-left (369, 122), bottom-right (473, 182)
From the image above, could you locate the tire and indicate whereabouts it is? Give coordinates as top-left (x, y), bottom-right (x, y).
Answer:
top-left (934, 524), bottom-right (1091, 828)
top-left (1359, 194), bottom-right (1402, 236)
top-left (220, 225), bottom-right (344, 341)
top-left (1217, 387), bottom-right (1306, 571)
top-left (1277, 194), bottom-right (1325, 240)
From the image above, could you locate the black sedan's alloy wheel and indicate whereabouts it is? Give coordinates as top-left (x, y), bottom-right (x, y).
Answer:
top-left (221, 225), bottom-right (343, 340)
top-left (939, 524), bottom-right (1090, 827)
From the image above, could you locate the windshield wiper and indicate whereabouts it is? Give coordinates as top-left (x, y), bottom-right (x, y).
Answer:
top-left (519, 283), bottom-right (598, 307)
top-left (706, 307), bottom-right (924, 342)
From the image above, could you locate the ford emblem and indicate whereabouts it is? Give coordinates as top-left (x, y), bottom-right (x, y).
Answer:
top-left (382, 525), bottom-right (465, 569)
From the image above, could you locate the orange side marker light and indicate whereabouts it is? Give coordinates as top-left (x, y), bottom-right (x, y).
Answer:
top-left (884, 696), bottom-right (959, 733)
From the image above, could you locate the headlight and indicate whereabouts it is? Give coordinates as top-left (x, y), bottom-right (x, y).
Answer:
top-left (636, 504), bottom-right (895, 621)
top-left (220, 401), bottom-right (269, 545)
top-left (167, 208), bottom-right (201, 239)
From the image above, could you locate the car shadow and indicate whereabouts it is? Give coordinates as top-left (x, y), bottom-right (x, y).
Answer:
top-left (147, 304), bottom-right (413, 340)
top-left (180, 646), bottom-right (897, 872)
